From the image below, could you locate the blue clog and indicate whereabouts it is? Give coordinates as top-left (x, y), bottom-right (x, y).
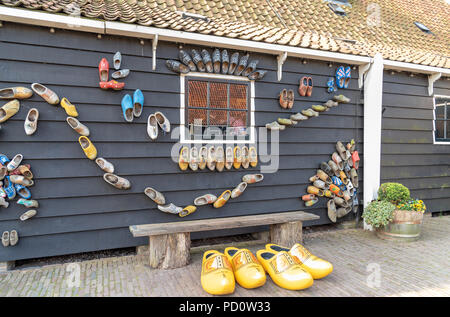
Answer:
top-left (327, 77), bottom-right (336, 93)
top-left (3, 176), bottom-right (16, 200)
top-left (15, 184), bottom-right (31, 199)
top-left (336, 66), bottom-right (346, 89)
top-left (121, 94), bottom-right (133, 122)
top-left (0, 154), bottom-right (10, 165)
top-left (133, 89), bottom-right (144, 118)
top-left (332, 176), bottom-right (343, 186)
top-left (344, 66), bottom-right (351, 88)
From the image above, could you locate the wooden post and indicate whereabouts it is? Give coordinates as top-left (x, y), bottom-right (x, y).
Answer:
top-left (270, 221), bottom-right (303, 246)
top-left (0, 261), bottom-right (15, 272)
top-left (148, 232), bottom-right (190, 269)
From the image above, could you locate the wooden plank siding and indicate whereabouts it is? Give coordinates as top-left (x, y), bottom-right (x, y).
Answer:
top-left (0, 23), bottom-right (363, 262)
top-left (381, 71), bottom-right (450, 213)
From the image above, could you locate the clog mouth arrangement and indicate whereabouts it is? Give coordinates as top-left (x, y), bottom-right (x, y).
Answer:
top-left (167, 49), bottom-right (265, 80)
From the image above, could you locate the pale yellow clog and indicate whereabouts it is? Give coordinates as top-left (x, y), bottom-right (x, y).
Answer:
top-left (60, 97), bottom-right (79, 117)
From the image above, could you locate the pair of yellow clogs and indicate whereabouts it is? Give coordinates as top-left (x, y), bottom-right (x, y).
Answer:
top-left (256, 243), bottom-right (333, 291)
top-left (201, 247), bottom-right (266, 295)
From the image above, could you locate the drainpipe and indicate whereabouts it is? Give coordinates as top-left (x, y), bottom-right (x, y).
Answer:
top-left (363, 53), bottom-right (384, 230)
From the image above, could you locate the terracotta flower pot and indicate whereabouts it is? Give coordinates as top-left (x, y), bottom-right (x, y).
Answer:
top-left (376, 209), bottom-right (424, 242)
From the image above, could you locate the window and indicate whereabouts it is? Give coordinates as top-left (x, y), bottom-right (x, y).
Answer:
top-left (180, 73), bottom-right (255, 144)
top-left (434, 95), bottom-right (450, 143)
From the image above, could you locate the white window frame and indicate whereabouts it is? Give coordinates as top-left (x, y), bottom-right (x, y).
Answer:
top-left (432, 94), bottom-right (450, 145)
top-left (179, 72), bottom-right (255, 144)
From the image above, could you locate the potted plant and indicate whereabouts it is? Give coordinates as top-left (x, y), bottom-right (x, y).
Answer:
top-left (363, 183), bottom-right (426, 241)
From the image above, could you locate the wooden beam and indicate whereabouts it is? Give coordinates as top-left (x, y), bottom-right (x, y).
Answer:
top-left (129, 211), bottom-right (319, 237)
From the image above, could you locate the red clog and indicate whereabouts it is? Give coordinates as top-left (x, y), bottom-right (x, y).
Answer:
top-left (298, 76), bottom-right (308, 96)
top-left (306, 77), bottom-right (313, 97)
top-left (99, 80), bottom-right (125, 90)
top-left (352, 151), bottom-right (360, 170)
top-left (99, 58), bottom-right (109, 82)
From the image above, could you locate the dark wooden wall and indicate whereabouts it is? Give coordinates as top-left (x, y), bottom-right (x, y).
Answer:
top-left (0, 23), bottom-right (362, 262)
top-left (381, 71), bottom-right (450, 212)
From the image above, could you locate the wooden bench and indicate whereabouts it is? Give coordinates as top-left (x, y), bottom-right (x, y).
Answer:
top-left (129, 211), bottom-right (319, 269)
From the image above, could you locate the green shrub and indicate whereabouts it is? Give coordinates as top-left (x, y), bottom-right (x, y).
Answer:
top-left (377, 182), bottom-right (410, 205)
top-left (362, 200), bottom-right (396, 228)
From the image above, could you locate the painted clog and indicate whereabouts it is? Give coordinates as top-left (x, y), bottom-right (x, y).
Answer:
top-left (298, 76), bottom-right (308, 97)
top-left (235, 54), bottom-right (249, 76)
top-left (332, 152), bottom-right (344, 170)
top-left (112, 69), bottom-right (130, 79)
top-left (60, 97), bottom-right (79, 117)
top-left (78, 136), bottom-right (97, 160)
top-left (10, 230), bottom-right (19, 246)
top-left (241, 146), bottom-right (250, 169)
top-left (201, 250), bottom-right (235, 295)
top-left (1, 231), bottom-right (9, 247)
top-left (99, 57), bottom-right (109, 81)
top-left (103, 173), bottom-right (131, 190)
top-left (95, 158), bottom-right (114, 173)
top-left (324, 100), bottom-right (338, 108)
top-left (265, 121), bottom-right (286, 130)
top-left (233, 146), bottom-right (242, 169)
top-left (312, 105), bottom-right (327, 112)
top-left (266, 243), bottom-right (333, 280)
top-left (144, 187), bottom-right (165, 205)
top-left (7, 154), bottom-right (23, 172)
top-left (0, 99), bottom-right (20, 123)
top-left (329, 184), bottom-right (343, 197)
top-left (14, 184), bottom-right (31, 199)
top-left (3, 176), bottom-right (16, 200)
top-left (20, 209), bottom-right (37, 221)
top-left (201, 49), bottom-right (213, 73)
top-left (307, 185), bottom-right (324, 197)
top-left (301, 108), bottom-right (319, 117)
top-left (194, 194), bottom-right (217, 206)
top-left (10, 174), bottom-right (33, 187)
top-left (31, 83), bottom-right (59, 105)
top-left (215, 146), bottom-right (225, 172)
top-left (256, 249), bottom-right (313, 291)
top-left (198, 146), bottom-right (207, 170)
top-left (248, 70), bottom-right (267, 80)
top-left (305, 197), bottom-right (319, 207)
top-left (306, 77), bottom-right (313, 97)
top-left (224, 247), bottom-right (266, 289)
top-left (133, 89), bottom-right (144, 117)
top-left (191, 49), bottom-right (205, 72)
top-left (249, 146), bottom-right (258, 168)
top-left (178, 146), bottom-right (189, 171)
top-left (228, 52), bottom-right (240, 74)
top-left (231, 182), bottom-right (247, 199)
top-left (66, 117), bottom-right (89, 136)
top-left (279, 89), bottom-right (288, 109)
top-left (242, 60), bottom-right (258, 77)
top-left (99, 80), bottom-right (125, 90)
top-left (221, 49), bottom-right (229, 74)
top-left (344, 66), bottom-right (351, 89)
top-left (189, 146), bottom-right (199, 171)
top-left (179, 205), bottom-right (197, 217)
top-left (328, 160), bottom-right (340, 176)
top-left (158, 203), bottom-right (182, 215)
top-left (24, 108), bottom-right (39, 135)
top-left (278, 118), bottom-right (295, 126)
top-left (0, 87), bottom-right (33, 99)
top-left (0, 154), bottom-right (10, 165)
top-left (242, 174), bottom-right (264, 184)
top-left (333, 94), bottom-right (350, 103)
top-left (213, 190), bottom-right (231, 208)
top-left (352, 151), bottom-right (360, 170)
top-left (147, 114), bottom-right (158, 140)
top-left (336, 66), bottom-right (346, 89)
top-left (155, 111), bottom-right (171, 133)
top-left (225, 146), bottom-right (234, 170)
top-left (212, 48), bottom-right (221, 73)
top-left (290, 113), bottom-right (308, 121)
top-left (316, 169), bottom-right (332, 184)
top-left (121, 94), bottom-right (133, 122)
top-left (207, 146), bottom-right (216, 171)
top-left (339, 170), bottom-right (349, 185)
top-left (113, 52), bottom-right (121, 70)
top-left (320, 162), bottom-right (333, 176)
top-left (17, 198), bottom-right (39, 208)
top-left (179, 50), bottom-right (196, 71)
top-left (350, 168), bottom-right (359, 188)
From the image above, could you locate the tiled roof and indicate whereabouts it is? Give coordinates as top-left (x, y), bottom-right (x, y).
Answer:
top-left (1, 0), bottom-right (449, 69)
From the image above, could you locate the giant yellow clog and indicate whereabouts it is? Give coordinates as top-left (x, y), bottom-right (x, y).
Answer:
top-left (265, 243), bottom-right (333, 279)
top-left (224, 247), bottom-right (266, 289)
top-left (256, 249), bottom-right (313, 291)
top-left (60, 97), bottom-right (79, 117)
top-left (78, 136), bottom-right (97, 160)
top-left (0, 99), bottom-right (20, 123)
top-left (201, 250), bottom-right (235, 295)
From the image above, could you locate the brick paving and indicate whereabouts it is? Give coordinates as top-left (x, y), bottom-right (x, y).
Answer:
top-left (1, 215), bottom-right (449, 297)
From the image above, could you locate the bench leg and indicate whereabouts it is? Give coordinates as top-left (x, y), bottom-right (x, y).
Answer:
top-left (270, 221), bottom-right (303, 246)
top-left (148, 232), bottom-right (190, 269)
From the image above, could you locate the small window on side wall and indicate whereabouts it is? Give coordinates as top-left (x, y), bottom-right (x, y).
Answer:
top-left (434, 95), bottom-right (450, 143)
top-left (181, 73), bottom-right (254, 144)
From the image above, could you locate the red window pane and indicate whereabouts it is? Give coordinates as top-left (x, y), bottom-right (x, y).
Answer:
top-left (188, 81), bottom-right (207, 108)
top-left (188, 108), bottom-right (207, 125)
top-left (228, 110), bottom-right (247, 127)
top-left (209, 110), bottom-right (228, 126)
top-left (229, 84), bottom-right (247, 110)
top-left (209, 82), bottom-right (228, 109)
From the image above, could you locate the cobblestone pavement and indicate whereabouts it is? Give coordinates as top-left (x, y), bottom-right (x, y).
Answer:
top-left (1, 215), bottom-right (449, 297)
